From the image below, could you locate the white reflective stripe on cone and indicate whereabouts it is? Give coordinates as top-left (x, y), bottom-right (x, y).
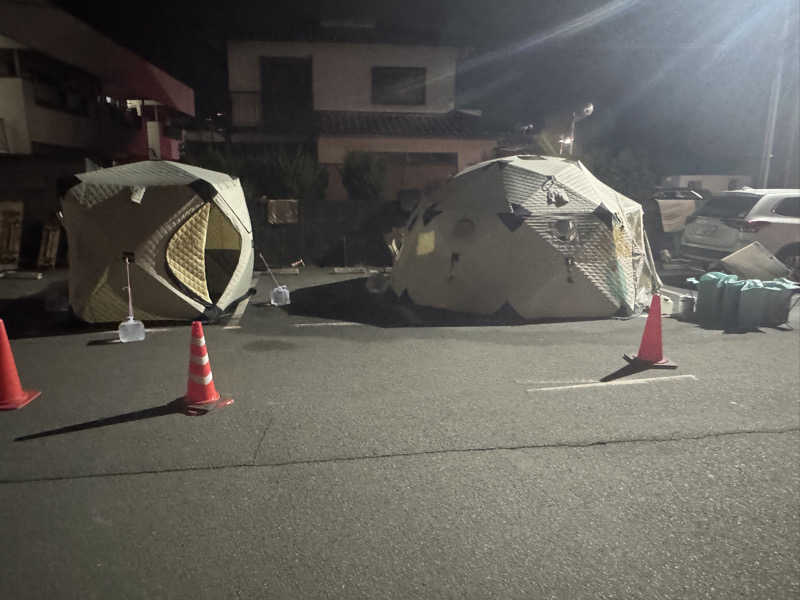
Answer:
top-left (188, 372), bottom-right (213, 385)
top-left (191, 336), bottom-right (206, 347)
top-left (189, 354), bottom-right (210, 365)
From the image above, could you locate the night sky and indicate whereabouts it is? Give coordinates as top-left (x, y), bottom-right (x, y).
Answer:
top-left (55, 0), bottom-right (799, 179)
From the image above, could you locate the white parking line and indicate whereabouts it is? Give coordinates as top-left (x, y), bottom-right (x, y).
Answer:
top-left (527, 374), bottom-right (697, 392)
top-left (515, 379), bottom-right (596, 385)
top-left (294, 322), bottom-right (364, 328)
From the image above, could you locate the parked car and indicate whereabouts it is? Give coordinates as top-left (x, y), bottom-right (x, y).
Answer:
top-left (643, 188), bottom-right (703, 257)
top-left (680, 188), bottom-right (800, 280)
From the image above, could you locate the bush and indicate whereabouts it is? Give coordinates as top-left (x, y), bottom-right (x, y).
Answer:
top-left (579, 145), bottom-right (658, 202)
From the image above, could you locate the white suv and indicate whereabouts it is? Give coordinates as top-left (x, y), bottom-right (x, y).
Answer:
top-left (681, 188), bottom-right (800, 280)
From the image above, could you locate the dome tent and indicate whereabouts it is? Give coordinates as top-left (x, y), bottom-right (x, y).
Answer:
top-left (61, 160), bottom-right (254, 323)
top-left (390, 155), bottom-right (660, 319)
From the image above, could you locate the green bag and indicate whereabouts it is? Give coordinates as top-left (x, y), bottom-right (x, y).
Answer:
top-left (737, 280), bottom-right (766, 332)
top-left (761, 279), bottom-right (800, 327)
top-left (696, 272), bottom-right (737, 328)
top-left (721, 279), bottom-right (747, 332)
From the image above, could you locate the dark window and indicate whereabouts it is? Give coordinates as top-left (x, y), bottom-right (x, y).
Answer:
top-left (0, 49), bottom-right (16, 77)
top-left (260, 57), bottom-right (312, 129)
top-left (18, 50), bottom-right (95, 116)
top-left (774, 197), bottom-right (800, 217)
top-left (372, 67), bottom-right (426, 105)
top-left (696, 194), bottom-right (761, 218)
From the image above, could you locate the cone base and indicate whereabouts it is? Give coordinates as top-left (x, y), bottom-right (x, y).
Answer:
top-left (623, 354), bottom-right (678, 369)
top-left (0, 388), bottom-right (41, 411)
top-left (182, 395), bottom-right (234, 415)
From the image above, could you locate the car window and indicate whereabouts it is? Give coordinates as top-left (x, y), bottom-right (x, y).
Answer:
top-left (774, 196), bottom-right (800, 217)
top-left (696, 194), bottom-right (761, 218)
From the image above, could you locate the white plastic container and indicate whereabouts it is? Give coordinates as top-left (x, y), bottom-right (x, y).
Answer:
top-left (270, 285), bottom-right (291, 306)
top-left (118, 317), bottom-right (146, 342)
top-left (118, 256), bottom-right (146, 342)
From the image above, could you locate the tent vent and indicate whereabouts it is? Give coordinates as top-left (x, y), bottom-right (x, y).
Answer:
top-left (510, 203), bottom-right (532, 217)
top-left (546, 188), bottom-right (569, 207)
top-left (553, 219), bottom-right (578, 242)
top-left (497, 212), bottom-right (525, 232)
top-left (592, 205), bottom-right (615, 229)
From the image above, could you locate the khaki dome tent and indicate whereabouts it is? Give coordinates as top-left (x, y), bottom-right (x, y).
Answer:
top-left (391, 155), bottom-right (660, 319)
top-left (62, 160), bottom-right (254, 323)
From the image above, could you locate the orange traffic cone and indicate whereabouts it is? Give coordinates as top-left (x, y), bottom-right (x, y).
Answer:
top-left (183, 321), bottom-right (233, 412)
top-left (0, 319), bottom-right (41, 410)
top-left (625, 294), bottom-right (677, 367)
top-left (600, 295), bottom-right (677, 382)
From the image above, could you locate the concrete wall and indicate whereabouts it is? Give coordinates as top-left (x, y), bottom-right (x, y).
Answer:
top-left (325, 160), bottom-right (458, 204)
top-left (319, 135), bottom-right (498, 203)
top-left (1, 79), bottom-right (97, 153)
top-left (228, 41), bottom-right (459, 124)
top-left (0, 78), bottom-right (31, 154)
top-left (318, 136), bottom-right (497, 171)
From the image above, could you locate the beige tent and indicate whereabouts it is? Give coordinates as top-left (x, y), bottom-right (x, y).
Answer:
top-left (391, 155), bottom-right (660, 319)
top-left (61, 160), bottom-right (254, 323)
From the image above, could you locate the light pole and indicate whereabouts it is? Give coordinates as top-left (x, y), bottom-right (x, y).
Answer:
top-left (760, 3), bottom-right (791, 187)
top-left (568, 103), bottom-right (594, 155)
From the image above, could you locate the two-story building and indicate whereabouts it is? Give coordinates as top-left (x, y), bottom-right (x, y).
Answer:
top-left (0, 0), bottom-right (195, 266)
top-left (224, 39), bottom-right (499, 206)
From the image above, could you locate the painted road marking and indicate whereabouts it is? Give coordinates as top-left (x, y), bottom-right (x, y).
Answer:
top-left (515, 379), bottom-right (596, 385)
top-left (223, 325), bottom-right (242, 330)
top-left (527, 374), bottom-right (697, 393)
top-left (294, 322), bottom-right (364, 328)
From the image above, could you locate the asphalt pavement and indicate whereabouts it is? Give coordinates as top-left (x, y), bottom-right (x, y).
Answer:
top-left (0, 268), bottom-right (798, 599)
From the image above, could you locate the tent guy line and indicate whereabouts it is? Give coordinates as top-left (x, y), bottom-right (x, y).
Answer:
top-left (527, 374), bottom-right (697, 392)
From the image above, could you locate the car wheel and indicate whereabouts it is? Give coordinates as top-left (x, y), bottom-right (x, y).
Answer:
top-left (777, 244), bottom-right (800, 282)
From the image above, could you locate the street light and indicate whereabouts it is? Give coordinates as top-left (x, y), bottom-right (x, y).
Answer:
top-left (558, 136), bottom-right (573, 155)
top-left (568, 103), bottom-right (594, 156)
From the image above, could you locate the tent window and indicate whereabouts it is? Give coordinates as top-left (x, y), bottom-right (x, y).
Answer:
top-left (205, 204), bottom-right (241, 302)
top-left (553, 219), bottom-right (578, 242)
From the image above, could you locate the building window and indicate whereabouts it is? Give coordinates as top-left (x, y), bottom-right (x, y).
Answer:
top-left (260, 57), bottom-right (312, 129)
top-left (371, 67), bottom-right (426, 105)
top-left (18, 50), bottom-right (95, 116)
